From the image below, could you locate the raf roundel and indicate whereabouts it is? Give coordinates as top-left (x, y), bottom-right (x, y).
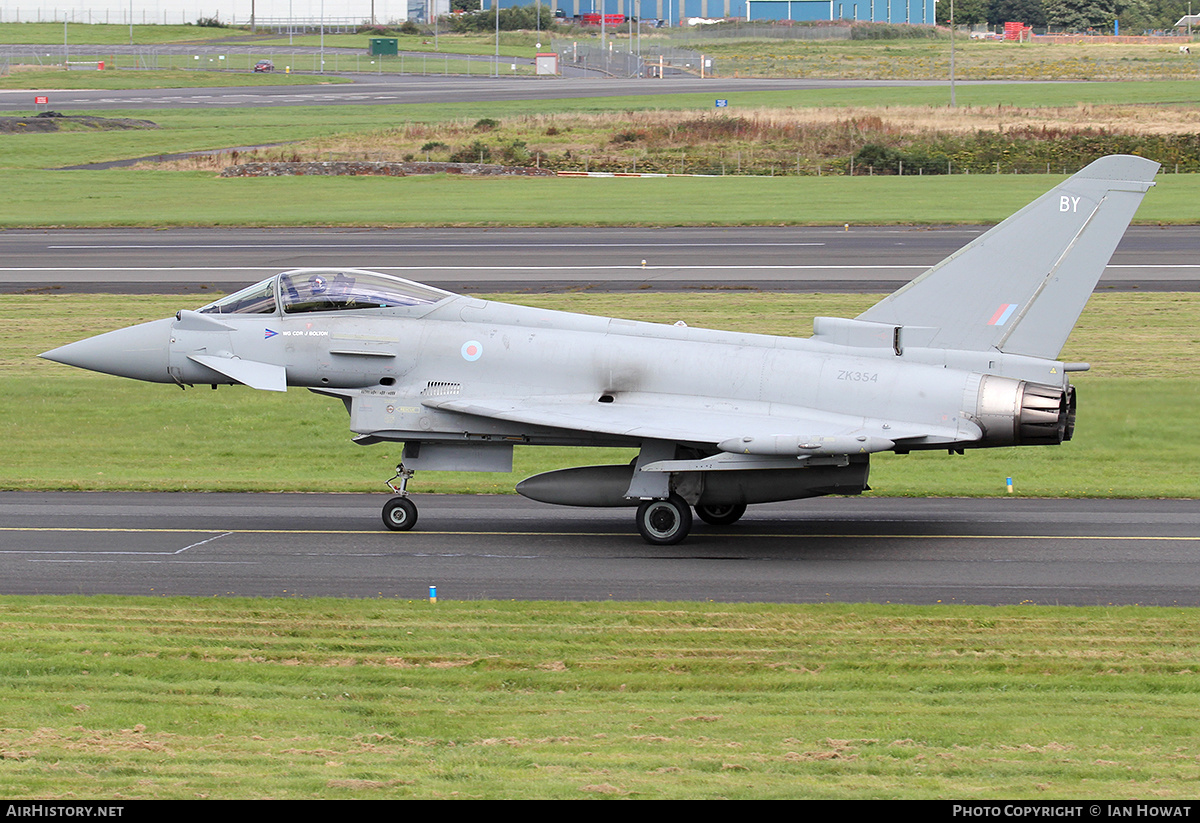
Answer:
top-left (461, 340), bottom-right (483, 362)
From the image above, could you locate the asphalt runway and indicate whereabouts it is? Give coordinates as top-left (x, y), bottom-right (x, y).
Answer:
top-left (4, 225), bottom-right (1198, 294)
top-left (2, 492), bottom-right (1197, 605)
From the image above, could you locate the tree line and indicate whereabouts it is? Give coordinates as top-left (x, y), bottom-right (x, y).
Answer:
top-left (944, 0), bottom-right (1196, 33)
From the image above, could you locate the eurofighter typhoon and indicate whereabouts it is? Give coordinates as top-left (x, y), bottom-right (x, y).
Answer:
top-left (41, 155), bottom-right (1158, 544)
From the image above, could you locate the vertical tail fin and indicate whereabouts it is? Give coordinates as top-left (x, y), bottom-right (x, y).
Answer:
top-left (857, 155), bottom-right (1159, 359)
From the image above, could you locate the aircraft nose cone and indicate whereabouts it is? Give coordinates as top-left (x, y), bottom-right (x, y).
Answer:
top-left (40, 318), bottom-right (175, 383)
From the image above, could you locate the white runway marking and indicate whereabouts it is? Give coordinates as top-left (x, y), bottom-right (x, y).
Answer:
top-left (0, 530), bottom-right (233, 557)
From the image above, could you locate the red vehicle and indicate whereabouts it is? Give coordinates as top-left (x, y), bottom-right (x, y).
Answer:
top-left (578, 13), bottom-right (625, 25)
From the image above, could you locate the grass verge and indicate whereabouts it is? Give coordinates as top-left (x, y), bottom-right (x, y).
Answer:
top-left (2, 54), bottom-right (536, 79)
top-left (2, 169), bottom-right (1199, 227)
top-left (2, 596), bottom-right (1199, 799)
top-left (706, 38), bottom-right (1200, 81)
top-left (0, 68), bottom-right (351, 90)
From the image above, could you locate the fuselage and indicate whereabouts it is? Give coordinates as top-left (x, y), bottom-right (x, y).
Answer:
top-left (43, 269), bottom-right (1075, 456)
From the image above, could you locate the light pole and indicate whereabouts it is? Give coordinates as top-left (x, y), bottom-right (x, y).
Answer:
top-left (601, 0), bottom-right (606, 61)
top-left (949, 0), bottom-right (956, 108)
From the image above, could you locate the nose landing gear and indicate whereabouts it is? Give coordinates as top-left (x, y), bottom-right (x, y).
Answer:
top-left (382, 464), bottom-right (418, 531)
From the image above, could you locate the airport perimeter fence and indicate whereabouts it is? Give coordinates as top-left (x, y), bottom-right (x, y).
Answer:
top-left (842, 159), bottom-right (1199, 175)
top-left (564, 141), bottom-right (1200, 176)
top-left (564, 157), bottom-right (1196, 176)
top-left (1, 45), bottom-right (539, 76)
top-left (0, 7), bottom-right (247, 24)
top-left (550, 38), bottom-right (712, 77)
top-left (54, 126), bottom-right (1193, 176)
top-left (227, 149), bottom-right (1189, 178)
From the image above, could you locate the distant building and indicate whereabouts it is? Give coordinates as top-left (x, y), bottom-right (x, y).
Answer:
top-left (410, 0), bottom-right (452, 22)
top-left (483, 0), bottom-right (935, 27)
top-left (744, 0), bottom-right (933, 24)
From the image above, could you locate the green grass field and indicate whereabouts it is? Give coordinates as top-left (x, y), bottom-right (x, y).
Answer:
top-left (0, 22), bottom-right (242, 45)
top-left (3, 596), bottom-right (1200, 799)
top-left (706, 37), bottom-right (1200, 80)
top-left (1, 168), bottom-right (1198, 227)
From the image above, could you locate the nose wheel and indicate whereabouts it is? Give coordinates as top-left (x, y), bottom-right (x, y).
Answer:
top-left (382, 464), bottom-right (418, 532)
top-left (382, 496), bottom-right (418, 531)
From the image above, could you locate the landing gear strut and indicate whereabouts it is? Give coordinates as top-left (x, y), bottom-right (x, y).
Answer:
top-left (382, 464), bottom-right (418, 531)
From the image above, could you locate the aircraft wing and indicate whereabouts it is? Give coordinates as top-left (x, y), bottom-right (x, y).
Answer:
top-left (421, 391), bottom-right (978, 455)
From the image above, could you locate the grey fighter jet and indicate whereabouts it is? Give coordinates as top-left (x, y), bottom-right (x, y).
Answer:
top-left (41, 155), bottom-right (1158, 544)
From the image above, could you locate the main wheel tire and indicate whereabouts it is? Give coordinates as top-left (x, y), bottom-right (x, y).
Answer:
top-left (382, 496), bottom-right (418, 531)
top-left (636, 495), bottom-right (692, 545)
top-left (695, 502), bottom-right (747, 526)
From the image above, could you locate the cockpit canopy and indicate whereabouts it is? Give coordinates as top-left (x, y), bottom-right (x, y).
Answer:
top-left (197, 269), bottom-right (455, 316)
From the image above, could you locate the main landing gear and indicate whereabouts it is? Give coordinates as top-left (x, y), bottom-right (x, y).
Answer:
top-left (636, 495), bottom-right (692, 545)
top-left (694, 502), bottom-right (747, 527)
top-left (635, 498), bottom-right (748, 545)
top-left (382, 464), bottom-right (418, 531)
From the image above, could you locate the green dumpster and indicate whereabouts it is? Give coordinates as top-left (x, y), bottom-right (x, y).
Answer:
top-left (369, 38), bottom-right (399, 56)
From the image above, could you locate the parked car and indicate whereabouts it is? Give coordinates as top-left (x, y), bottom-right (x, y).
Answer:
top-left (254, 59), bottom-right (275, 73)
